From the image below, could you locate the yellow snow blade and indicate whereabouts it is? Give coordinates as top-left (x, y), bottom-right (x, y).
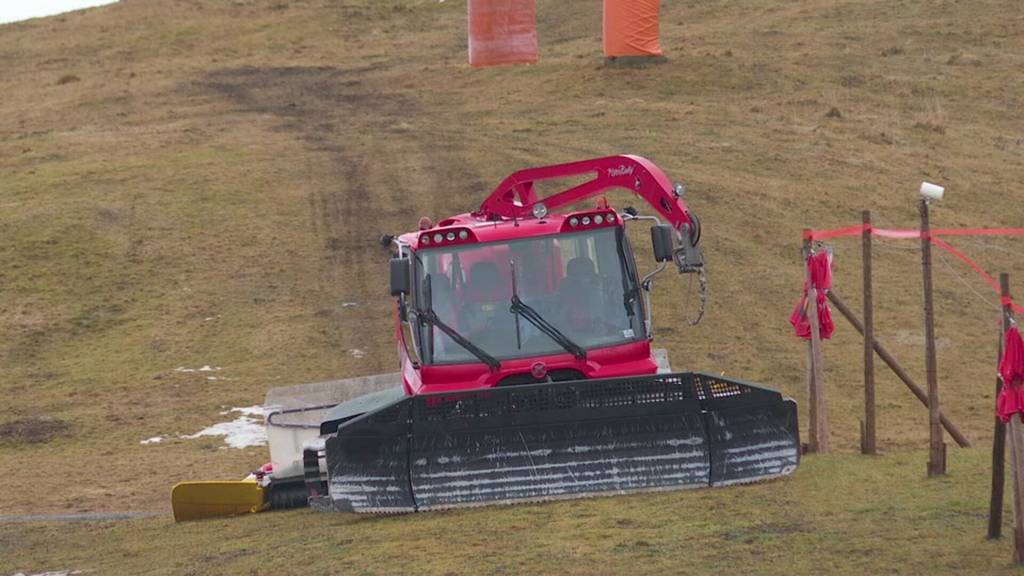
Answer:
top-left (171, 480), bottom-right (266, 522)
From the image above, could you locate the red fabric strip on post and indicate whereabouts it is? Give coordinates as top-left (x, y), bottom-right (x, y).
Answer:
top-left (998, 326), bottom-right (1024, 423)
top-left (790, 252), bottom-right (835, 340)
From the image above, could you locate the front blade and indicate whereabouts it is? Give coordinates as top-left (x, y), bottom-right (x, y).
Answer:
top-left (409, 376), bottom-right (708, 510)
top-left (170, 480), bottom-right (265, 522)
top-left (322, 372), bottom-right (800, 513)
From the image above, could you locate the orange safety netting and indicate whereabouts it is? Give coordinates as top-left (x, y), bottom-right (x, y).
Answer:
top-left (603, 0), bottom-right (663, 58)
top-left (468, 0), bottom-right (538, 68)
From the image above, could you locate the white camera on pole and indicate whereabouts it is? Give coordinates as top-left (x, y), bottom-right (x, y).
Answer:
top-left (920, 182), bottom-right (945, 202)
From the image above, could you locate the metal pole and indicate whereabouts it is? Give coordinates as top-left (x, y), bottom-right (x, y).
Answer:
top-left (827, 290), bottom-right (971, 448)
top-left (862, 210), bottom-right (877, 455)
top-left (990, 273), bottom-right (1011, 539)
top-left (920, 199), bottom-right (946, 476)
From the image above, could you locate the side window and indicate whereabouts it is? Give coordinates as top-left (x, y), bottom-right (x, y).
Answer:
top-left (400, 259), bottom-right (422, 365)
top-left (594, 230), bottom-right (619, 276)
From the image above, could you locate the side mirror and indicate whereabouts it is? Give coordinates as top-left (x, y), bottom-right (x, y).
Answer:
top-left (389, 257), bottom-right (410, 296)
top-left (651, 224), bottom-right (675, 263)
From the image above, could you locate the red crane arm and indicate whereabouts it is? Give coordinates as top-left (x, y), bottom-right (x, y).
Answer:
top-left (475, 154), bottom-right (696, 232)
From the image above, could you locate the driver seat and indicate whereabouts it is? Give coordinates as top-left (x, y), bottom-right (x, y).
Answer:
top-left (558, 257), bottom-right (603, 329)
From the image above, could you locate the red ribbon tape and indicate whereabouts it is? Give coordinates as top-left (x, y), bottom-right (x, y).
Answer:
top-left (802, 225), bottom-right (1024, 314)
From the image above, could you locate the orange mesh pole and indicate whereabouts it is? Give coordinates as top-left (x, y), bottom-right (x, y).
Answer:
top-left (468, 0), bottom-right (538, 68)
top-left (603, 0), bottom-right (663, 58)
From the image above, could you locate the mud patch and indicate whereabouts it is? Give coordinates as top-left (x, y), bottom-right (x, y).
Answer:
top-left (186, 65), bottom-right (408, 126)
top-left (0, 417), bottom-right (70, 444)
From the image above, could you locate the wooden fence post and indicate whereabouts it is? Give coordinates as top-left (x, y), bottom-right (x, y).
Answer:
top-left (920, 199), bottom-right (946, 476)
top-left (997, 274), bottom-right (1024, 563)
top-left (862, 210), bottom-right (877, 455)
top-left (803, 233), bottom-right (828, 453)
top-left (990, 273), bottom-right (1011, 539)
top-left (1011, 413), bottom-right (1024, 563)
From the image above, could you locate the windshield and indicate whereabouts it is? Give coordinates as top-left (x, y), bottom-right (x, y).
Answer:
top-left (414, 226), bottom-right (643, 365)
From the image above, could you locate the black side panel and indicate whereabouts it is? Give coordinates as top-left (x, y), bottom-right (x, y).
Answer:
top-left (320, 386), bottom-right (407, 435)
top-left (694, 373), bottom-right (801, 486)
top-left (324, 400), bottom-right (414, 513)
top-left (408, 375), bottom-right (709, 510)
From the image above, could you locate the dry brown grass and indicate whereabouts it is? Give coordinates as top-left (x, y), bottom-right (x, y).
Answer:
top-left (1, 0), bottom-right (1023, 573)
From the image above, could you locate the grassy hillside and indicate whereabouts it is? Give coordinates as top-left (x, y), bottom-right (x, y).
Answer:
top-left (1, 0), bottom-right (1023, 574)
top-left (4, 451), bottom-right (1023, 576)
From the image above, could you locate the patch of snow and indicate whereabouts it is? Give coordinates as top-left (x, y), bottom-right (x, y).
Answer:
top-left (174, 365), bottom-right (222, 373)
top-left (140, 436), bottom-right (163, 445)
top-left (349, 349), bottom-right (366, 359)
top-left (232, 406), bottom-right (265, 417)
top-left (183, 406), bottom-right (266, 449)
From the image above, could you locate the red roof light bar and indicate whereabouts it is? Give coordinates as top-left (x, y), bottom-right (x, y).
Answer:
top-left (561, 210), bottom-right (618, 233)
top-left (419, 227), bottom-right (477, 248)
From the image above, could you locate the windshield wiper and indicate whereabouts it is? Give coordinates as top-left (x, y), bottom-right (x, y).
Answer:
top-left (418, 274), bottom-right (500, 371)
top-left (508, 262), bottom-right (587, 360)
top-left (418, 308), bottom-right (501, 371)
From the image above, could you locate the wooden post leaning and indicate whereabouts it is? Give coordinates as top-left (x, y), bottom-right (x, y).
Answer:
top-left (827, 290), bottom-right (971, 448)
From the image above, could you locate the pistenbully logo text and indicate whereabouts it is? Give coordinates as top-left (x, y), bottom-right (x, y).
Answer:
top-left (607, 165), bottom-right (634, 177)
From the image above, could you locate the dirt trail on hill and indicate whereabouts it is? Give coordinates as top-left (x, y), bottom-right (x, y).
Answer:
top-left (192, 65), bottom-right (468, 373)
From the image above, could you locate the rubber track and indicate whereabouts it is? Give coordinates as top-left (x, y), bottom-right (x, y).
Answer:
top-left (350, 470), bottom-right (795, 515)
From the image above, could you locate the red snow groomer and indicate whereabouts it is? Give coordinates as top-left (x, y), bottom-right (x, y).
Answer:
top-left (241, 155), bottom-right (799, 515)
